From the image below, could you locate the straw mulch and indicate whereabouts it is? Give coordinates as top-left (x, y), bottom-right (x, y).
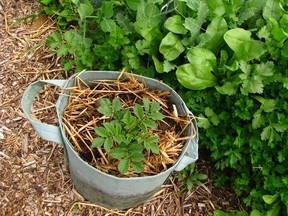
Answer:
top-left (0, 1), bottom-right (244, 215)
top-left (63, 71), bottom-right (195, 177)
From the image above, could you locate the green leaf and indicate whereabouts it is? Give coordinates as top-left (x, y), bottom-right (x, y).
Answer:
top-left (164, 15), bottom-right (188, 35)
top-left (149, 143), bottom-right (160, 154)
top-left (163, 60), bottom-right (177, 73)
top-left (129, 143), bottom-right (143, 152)
top-left (187, 47), bottom-right (217, 72)
top-left (130, 151), bottom-right (144, 162)
top-left (109, 148), bottom-right (128, 159)
top-left (176, 63), bottom-right (217, 90)
top-left (224, 28), bottom-right (266, 61)
top-left (261, 99), bottom-right (276, 113)
top-left (131, 161), bottom-right (144, 173)
top-left (135, 1), bottom-right (160, 28)
top-left (133, 103), bottom-right (144, 119)
top-left (146, 135), bottom-right (159, 144)
top-left (142, 97), bottom-right (150, 112)
top-left (100, 18), bottom-right (117, 33)
top-left (78, 2), bottom-right (94, 21)
top-left (94, 127), bottom-right (110, 138)
top-left (125, 0), bottom-right (141, 11)
top-left (103, 122), bottom-right (115, 134)
top-left (263, 194), bottom-right (279, 205)
top-left (150, 100), bottom-right (161, 112)
top-left (101, 0), bottom-right (114, 18)
top-left (46, 31), bottom-right (62, 49)
top-left (118, 157), bottom-right (129, 173)
top-left (91, 137), bottom-right (105, 148)
top-left (104, 137), bottom-right (113, 151)
top-left (112, 97), bottom-right (122, 112)
top-left (135, 39), bottom-right (150, 55)
top-left (152, 55), bottom-right (164, 73)
top-left (148, 112), bottom-right (164, 120)
top-left (143, 119), bottom-right (156, 129)
top-left (159, 32), bottom-right (185, 61)
top-left (199, 17), bottom-right (228, 54)
top-left (267, 202), bottom-right (281, 216)
top-left (97, 98), bottom-right (113, 117)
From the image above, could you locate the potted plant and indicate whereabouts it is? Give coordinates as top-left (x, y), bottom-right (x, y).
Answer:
top-left (21, 70), bottom-right (198, 209)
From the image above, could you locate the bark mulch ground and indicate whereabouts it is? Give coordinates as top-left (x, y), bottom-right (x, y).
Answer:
top-left (0, 1), bottom-right (245, 215)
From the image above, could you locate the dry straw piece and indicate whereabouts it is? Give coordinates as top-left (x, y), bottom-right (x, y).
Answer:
top-left (62, 70), bottom-right (196, 177)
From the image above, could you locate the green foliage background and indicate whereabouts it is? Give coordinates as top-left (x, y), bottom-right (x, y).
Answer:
top-left (36, 0), bottom-right (288, 215)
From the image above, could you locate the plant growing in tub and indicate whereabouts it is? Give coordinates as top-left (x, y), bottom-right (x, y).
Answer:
top-left (91, 97), bottom-right (164, 174)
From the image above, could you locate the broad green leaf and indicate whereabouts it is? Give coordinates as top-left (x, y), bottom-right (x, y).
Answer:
top-left (112, 97), bottom-right (122, 112)
top-left (101, 1), bottom-right (114, 19)
top-left (104, 137), bottom-right (113, 151)
top-left (103, 122), bottom-right (115, 134)
top-left (215, 81), bottom-right (239, 95)
top-left (187, 47), bottom-right (217, 72)
top-left (125, 0), bottom-right (141, 11)
top-left (269, 17), bottom-right (288, 42)
top-left (199, 17), bottom-right (228, 54)
top-left (78, 2), bottom-right (94, 21)
top-left (142, 98), bottom-right (150, 112)
top-left (148, 143), bottom-right (160, 154)
top-left (196, 173), bottom-right (208, 180)
top-left (131, 161), bottom-right (144, 173)
top-left (94, 127), bottom-right (110, 137)
top-left (91, 137), bottom-right (105, 148)
top-left (109, 148), bottom-right (128, 159)
top-left (64, 30), bottom-right (75, 44)
top-left (146, 135), bottom-right (158, 144)
top-left (148, 112), bottom-right (164, 120)
top-left (143, 119), bottom-right (156, 129)
top-left (224, 28), bottom-right (266, 61)
top-left (118, 157), bottom-right (129, 173)
top-left (100, 19), bottom-right (117, 33)
top-left (133, 103), bottom-right (144, 119)
top-left (130, 152), bottom-right (144, 162)
top-left (152, 55), bottom-right (164, 73)
top-left (150, 100), bottom-right (161, 112)
top-left (136, 1), bottom-right (160, 28)
top-left (164, 15), bottom-right (188, 35)
top-left (176, 63), bottom-right (217, 90)
top-left (129, 143), bottom-right (143, 152)
top-left (159, 32), bottom-right (185, 61)
top-left (267, 202), bottom-right (281, 216)
top-left (206, 0), bottom-right (225, 18)
top-left (250, 210), bottom-right (262, 216)
top-left (263, 0), bottom-right (283, 21)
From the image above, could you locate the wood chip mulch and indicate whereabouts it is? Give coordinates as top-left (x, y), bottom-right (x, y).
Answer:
top-left (0, 1), bottom-right (245, 215)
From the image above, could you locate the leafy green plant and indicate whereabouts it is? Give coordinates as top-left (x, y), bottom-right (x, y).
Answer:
top-left (91, 97), bottom-right (164, 174)
top-left (37, 0), bottom-right (288, 214)
top-left (178, 163), bottom-right (207, 191)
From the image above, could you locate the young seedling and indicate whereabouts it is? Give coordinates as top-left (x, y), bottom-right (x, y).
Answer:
top-left (91, 97), bottom-right (164, 174)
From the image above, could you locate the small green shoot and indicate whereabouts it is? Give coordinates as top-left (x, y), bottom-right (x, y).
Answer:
top-left (178, 163), bottom-right (208, 191)
top-left (91, 97), bottom-right (164, 174)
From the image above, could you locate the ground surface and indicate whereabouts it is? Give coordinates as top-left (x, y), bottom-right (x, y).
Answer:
top-left (0, 1), bottom-right (244, 215)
